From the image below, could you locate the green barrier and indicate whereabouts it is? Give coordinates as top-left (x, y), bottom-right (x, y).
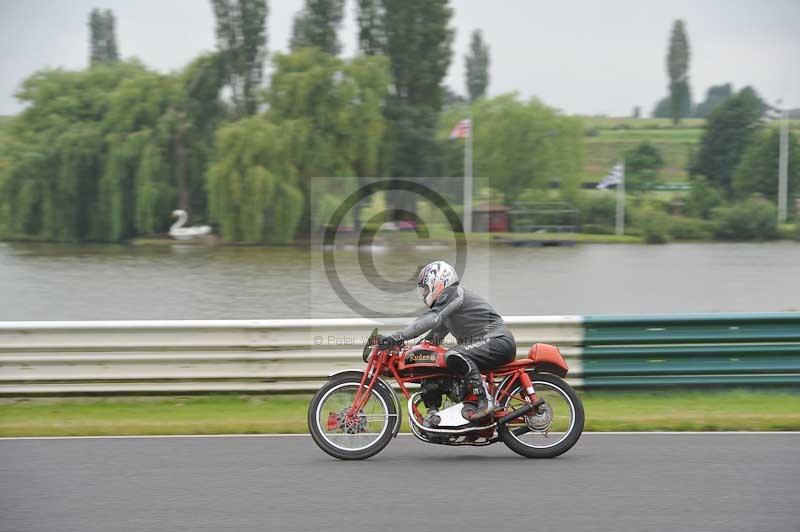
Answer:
top-left (582, 313), bottom-right (800, 388)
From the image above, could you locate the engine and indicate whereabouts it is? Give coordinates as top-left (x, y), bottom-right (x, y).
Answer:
top-left (420, 377), bottom-right (466, 408)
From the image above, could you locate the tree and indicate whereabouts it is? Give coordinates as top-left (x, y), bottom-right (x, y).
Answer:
top-left (465, 29), bottom-right (489, 102)
top-left (289, 10), bottom-right (312, 50)
top-left (290, 0), bottom-right (345, 55)
top-left (163, 53), bottom-right (227, 220)
top-left (266, 48), bottom-right (390, 233)
top-left (651, 96), bottom-right (671, 119)
top-left (712, 196), bottom-right (778, 240)
top-left (206, 118), bottom-right (303, 243)
top-left (0, 62), bottom-right (155, 242)
top-left (666, 20), bottom-right (691, 124)
top-left (0, 57), bottom-right (225, 243)
top-left (356, 0), bottom-right (385, 55)
top-left (211, 0), bottom-right (268, 117)
top-left (686, 176), bottom-right (723, 219)
top-left (440, 94), bottom-right (583, 203)
top-left (691, 86), bottom-right (767, 196)
top-left (624, 142), bottom-right (665, 191)
top-left (89, 8), bottom-right (119, 66)
top-left (733, 128), bottom-right (799, 201)
top-left (382, 0), bottom-right (453, 177)
top-left (693, 83), bottom-right (733, 118)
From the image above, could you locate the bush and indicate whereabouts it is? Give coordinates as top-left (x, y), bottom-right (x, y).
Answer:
top-left (777, 223), bottom-right (796, 240)
top-left (624, 142), bottom-right (665, 191)
top-left (686, 176), bottom-right (723, 219)
top-left (667, 217), bottom-right (713, 240)
top-left (711, 197), bottom-right (778, 240)
top-left (638, 208), bottom-right (670, 244)
top-left (576, 192), bottom-right (617, 226)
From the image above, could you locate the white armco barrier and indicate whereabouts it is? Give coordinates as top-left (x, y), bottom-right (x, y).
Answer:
top-left (0, 317), bottom-right (584, 395)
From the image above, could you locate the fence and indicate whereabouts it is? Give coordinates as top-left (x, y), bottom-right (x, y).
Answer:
top-left (0, 313), bottom-right (798, 395)
top-left (581, 313), bottom-right (800, 388)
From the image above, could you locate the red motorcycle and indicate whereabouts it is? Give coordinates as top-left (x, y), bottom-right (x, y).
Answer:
top-left (308, 329), bottom-right (584, 460)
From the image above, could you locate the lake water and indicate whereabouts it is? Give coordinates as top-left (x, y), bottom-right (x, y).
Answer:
top-left (0, 240), bottom-right (798, 320)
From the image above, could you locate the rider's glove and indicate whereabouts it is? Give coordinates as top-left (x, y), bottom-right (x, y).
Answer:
top-left (377, 332), bottom-right (404, 347)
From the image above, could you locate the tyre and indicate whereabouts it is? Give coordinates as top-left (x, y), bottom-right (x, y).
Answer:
top-left (308, 375), bottom-right (399, 460)
top-left (498, 372), bottom-right (584, 458)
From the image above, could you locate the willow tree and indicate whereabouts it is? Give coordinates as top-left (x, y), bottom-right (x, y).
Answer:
top-left (163, 53), bottom-right (227, 221)
top-left (206, 118), bottom-right (303, 243)
top-left (0, 57), bottom-right (224, 243)
top-left (0, 62), bottom-right (147, 241)
top-left (96, 69), bottom-right (182, 241)
top-left (266, 48), bottom-right (390, 233)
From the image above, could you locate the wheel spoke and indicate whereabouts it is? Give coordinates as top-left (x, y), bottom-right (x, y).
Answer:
top-left (502, 380), bottom-right (576, 449)
top-left (315, 382), bottom-right (391, 453)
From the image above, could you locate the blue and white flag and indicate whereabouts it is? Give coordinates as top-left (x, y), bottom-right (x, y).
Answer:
top-left (596, 162), bottom-right (624, 189)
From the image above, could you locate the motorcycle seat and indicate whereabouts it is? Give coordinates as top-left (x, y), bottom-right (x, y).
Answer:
top-left (494, 358), bottom-right (535, 371)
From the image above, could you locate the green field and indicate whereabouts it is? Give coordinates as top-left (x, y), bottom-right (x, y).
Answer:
top-left (1, 390), bottom-right (798, 437)
top-left (579, 116), bottom-right (800, 183)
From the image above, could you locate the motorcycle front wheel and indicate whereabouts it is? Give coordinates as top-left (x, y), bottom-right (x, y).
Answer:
top-left (497, 372), bottom-right (584, 458)
top-left (308, 375), bottom-right (399, 460)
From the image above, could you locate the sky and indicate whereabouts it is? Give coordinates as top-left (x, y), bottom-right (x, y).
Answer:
top-left (0, 0), bottom-right (798, 117)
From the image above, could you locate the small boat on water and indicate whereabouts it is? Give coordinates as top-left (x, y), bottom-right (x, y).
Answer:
top-left (169, 210), bottom-right (212, 241)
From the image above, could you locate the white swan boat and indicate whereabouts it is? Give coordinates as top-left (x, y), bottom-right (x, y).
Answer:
top-left (169, 209), bottom-right (212, 240)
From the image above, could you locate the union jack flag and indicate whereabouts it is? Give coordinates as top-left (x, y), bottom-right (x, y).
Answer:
top-left (449, 118), bottom-right (472, 139)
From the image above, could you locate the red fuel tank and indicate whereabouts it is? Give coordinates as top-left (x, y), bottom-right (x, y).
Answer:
top-left (398, 341), bottom-right (448, 370)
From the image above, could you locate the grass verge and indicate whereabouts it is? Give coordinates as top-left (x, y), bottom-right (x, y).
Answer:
top-left (1, 391), bottom-right (798, 437)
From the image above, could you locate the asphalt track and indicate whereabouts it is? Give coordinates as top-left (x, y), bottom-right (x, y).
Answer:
top-left (1, 433), bottom-right (797, 532)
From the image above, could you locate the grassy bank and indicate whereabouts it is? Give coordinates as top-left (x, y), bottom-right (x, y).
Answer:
top-left (385, 228), bottom-right (644, 245)
top-left (579, 116), bottom-right (800, 183)
top-left (1, 390), bottom-right (798, 437)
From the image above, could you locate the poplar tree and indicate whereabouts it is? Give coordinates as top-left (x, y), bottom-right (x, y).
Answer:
top-left (211, 0), bottom-right (268, 117)
top-left (290, 0), bottom-right (345, 55)
top-left (465, 29), bottom-right (489, 101)
top-left (666, 19), bottom-right (691, 124)
top-left (356, 0), bottom-right (384, 55)
top-left (89, 9), bottom-right (119, 65)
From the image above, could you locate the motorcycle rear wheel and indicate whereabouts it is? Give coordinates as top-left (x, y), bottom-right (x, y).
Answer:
top-left (308, 375), bottom-right (398, 460)
top-left (497, 372), bottom-right (584, 458)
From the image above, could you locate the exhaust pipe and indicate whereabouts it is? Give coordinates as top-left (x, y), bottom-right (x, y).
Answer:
top-left (497, 399), bottom-right (545, 426)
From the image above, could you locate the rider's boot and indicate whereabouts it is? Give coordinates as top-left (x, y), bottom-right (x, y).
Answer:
top-left (423, 408), bottom-right (440, 428)
top-left (466, 368), bottom-right (494, 421)
top-left (421, 379), bottom-right (442, 428)
top-left (445, 351), bottom-right (494, 421)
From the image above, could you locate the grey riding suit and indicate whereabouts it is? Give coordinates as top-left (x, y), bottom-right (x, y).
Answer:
top-left (398, 284), bottom-right (516, 377)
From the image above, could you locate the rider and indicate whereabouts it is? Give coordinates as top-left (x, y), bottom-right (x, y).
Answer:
top-left (378, 260), bottom-right (516, 421)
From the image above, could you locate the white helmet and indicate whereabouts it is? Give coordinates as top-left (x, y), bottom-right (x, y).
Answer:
top-left (417, 261), bottom-right (459, 308)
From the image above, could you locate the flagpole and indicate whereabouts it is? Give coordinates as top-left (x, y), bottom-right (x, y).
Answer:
top-left (616, 160), bottom-right (625, 236)
top-left (463, 111), bottom-right (473, 234)
top-left (778, 102), bottom-right (789, 225)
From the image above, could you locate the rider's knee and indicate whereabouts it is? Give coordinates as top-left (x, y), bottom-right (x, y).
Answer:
top-left (445, 350), bottom-right (472, 375)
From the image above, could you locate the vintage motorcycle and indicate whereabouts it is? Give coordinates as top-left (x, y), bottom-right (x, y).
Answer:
top-left (308, 329), bottom-right (584, 460)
